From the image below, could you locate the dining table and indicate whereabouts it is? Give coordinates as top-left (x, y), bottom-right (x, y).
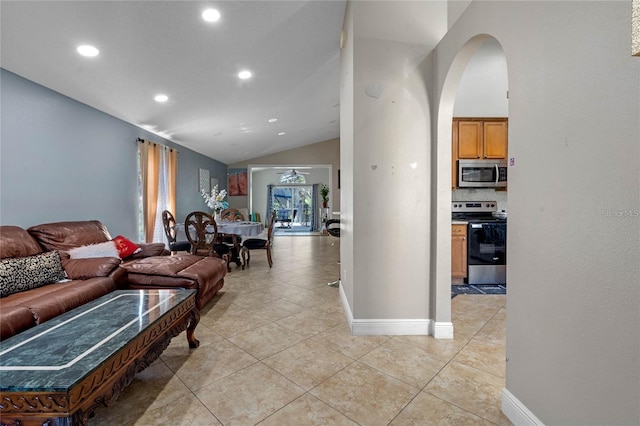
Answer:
top-left (174, 220), bottom-right (264, 266)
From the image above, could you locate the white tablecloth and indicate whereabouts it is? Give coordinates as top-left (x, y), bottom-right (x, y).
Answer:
top-left (174, 221), bottom-right (263, 237)
top-left (216, 221), bottom-right (263, 237)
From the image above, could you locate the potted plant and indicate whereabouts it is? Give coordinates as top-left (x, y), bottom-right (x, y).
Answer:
top-left (320, 184), bottom-right (330, 208)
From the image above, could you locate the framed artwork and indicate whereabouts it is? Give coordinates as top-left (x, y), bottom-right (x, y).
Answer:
top-left (199, 168), bottom-right (210, 194)
top-left (228, 168), bottom-right (248, 196)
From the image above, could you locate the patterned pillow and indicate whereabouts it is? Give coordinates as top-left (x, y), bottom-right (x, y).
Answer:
top-left (0, 251), bottom-right (67, 298)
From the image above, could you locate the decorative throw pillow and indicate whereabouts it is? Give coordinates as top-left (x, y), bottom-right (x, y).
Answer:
top-left (68, 241), bottom-right (120, 259)
top-left (112, 235), bottom-right (142, 259)
top-left (0, 251), bottom-right (67, 298)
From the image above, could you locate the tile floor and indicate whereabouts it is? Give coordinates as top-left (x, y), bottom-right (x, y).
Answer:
top-left (92, 235), bottom-right (512, 425)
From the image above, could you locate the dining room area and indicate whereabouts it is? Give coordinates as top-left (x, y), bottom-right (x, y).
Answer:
top-left (166, 207), bottom-right (272, 272)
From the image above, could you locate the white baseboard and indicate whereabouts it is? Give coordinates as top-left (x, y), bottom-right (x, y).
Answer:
top-left (338, 285), bottom-right (451, 338)
top-left (502, 388), bottom-right (545, 426)
top-left (431, 321), bottom-right (454, 339)
top-left (351, 318), bottom-right (432, 335)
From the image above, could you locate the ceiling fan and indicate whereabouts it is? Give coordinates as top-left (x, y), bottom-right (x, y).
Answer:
top-left (277, 168), bottom-right (310, 178)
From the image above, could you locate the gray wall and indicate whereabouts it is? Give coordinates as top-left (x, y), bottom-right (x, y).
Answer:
top-left (0, 69), bottom-right (226, 239)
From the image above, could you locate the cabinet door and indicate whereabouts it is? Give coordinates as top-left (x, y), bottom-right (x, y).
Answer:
top-left (452, 121), bottom-right (458, 188)
top-left (457, 121), bottom-right (483, 159)
top-left (483, 121), bottom-right (508, 159)
top-left (451, 225), bottom-right (467, 281)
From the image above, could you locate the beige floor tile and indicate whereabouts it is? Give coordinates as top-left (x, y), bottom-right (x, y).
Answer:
top-left (390, 391), bottom-right (494, 426)
top-left (262, 339), bottom-right (354, 390)
top-left (425, 361), bottom-right (509, 425)
top-left (392, 334), bottom-right (466, 360)
top-left (258, 393), bottom-right (359, 426)
top-left (199, 308), bottom-right (272, 338)
top-left (310, 362), bottom-right (419, 426)
top-left (246, 297), bottom-right (308, 321)
top-left (359, 338), bottom-right (449, 388)
top-left (227, 322), bottom-right (307, 359)
top-left (310, 322), bottom-right (390, 359)
top-left (91, 236), bottom-right (511, 425)
top-left (162, 339), bottom-right (258, 392)
top-left (474, 307), bottom-right (507, 346)
top-left (91, 359), bottom-right (191, 425)
top-left (104, 393), bottom-right (222, 426)
top-left (276, 306), bottom-right (346, 337)
top-left (454, 338), bottom-right (506, 378)
top-left (196, 362), bottom-right (305, 425)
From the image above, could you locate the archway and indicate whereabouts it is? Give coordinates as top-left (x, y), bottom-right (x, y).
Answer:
top-left (433, 34), bottom-right (509, 337)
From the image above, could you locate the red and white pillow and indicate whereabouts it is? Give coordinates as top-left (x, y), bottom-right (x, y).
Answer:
top-left (68, 235), bottom-right (141, 259)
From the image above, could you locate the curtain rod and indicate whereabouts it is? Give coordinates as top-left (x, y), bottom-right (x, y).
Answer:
top-left (136, 138), bottom-right (178, 152)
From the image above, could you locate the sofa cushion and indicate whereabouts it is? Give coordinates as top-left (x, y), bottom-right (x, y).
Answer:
top-left (28, 220), bottom-right (111, 252)
top-left (112, 235), bottom-right (142, 258)
top-left (61, 257), bottom-right (122, 280)
top-left (2, 277), bottom-right (117, 324)
top-left (0, 226), bottom-right (43, 259)
top-left (0, 306), bottom-right (37, 340)
top-left (0, 251), bottom-right (67, 298)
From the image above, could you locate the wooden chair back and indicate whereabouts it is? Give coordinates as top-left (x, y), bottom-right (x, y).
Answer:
top-left (184, 211), bottom-right (218, 256)
top-left (220, 208), bottom-right (245, 222)
top-left (161, 210), bottom-right (178, 243)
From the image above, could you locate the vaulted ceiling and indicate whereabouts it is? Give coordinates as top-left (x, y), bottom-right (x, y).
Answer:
top-left (1, 1), bottom-right (448, 164)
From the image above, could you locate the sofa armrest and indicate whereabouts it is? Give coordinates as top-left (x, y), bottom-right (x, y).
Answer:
top-left (129, 243), bottom-right (170, 258)
top-left (62, 257), bottom-right (122, 280)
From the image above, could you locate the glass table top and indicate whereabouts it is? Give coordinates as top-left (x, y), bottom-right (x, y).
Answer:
top-left (0, 289), bottom-right (195, 392)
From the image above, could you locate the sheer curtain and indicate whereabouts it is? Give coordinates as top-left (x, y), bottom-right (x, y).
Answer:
top-left (138, 140), bottom-right (177, 244)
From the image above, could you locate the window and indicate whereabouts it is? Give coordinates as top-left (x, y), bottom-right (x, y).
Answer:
top-left (137, 140), bottom-right (177, 244)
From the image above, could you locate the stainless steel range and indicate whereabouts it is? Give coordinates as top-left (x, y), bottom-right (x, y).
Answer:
top-left (452, 201), bottom-right (507, 284)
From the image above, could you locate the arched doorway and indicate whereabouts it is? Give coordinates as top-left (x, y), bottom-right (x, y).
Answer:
top-left (434, 35), bottom-right (509, 337)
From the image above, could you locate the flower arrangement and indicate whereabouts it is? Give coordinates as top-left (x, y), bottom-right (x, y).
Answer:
top-left (201, 185), bottom-right (229, 213)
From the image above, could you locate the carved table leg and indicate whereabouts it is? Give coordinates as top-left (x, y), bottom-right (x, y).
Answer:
top-left (187, 308), bottom-right (201, 348)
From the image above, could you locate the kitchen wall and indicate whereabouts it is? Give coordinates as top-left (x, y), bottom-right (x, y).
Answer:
top-left (0, 69), bottom-right (227, 239)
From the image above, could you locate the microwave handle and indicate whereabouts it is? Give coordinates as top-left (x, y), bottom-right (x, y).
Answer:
top-left (495, 164), bottom-right (499, 186)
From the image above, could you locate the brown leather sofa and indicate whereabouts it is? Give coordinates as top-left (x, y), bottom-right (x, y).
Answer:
top-left (1, 220), bottom-right (227, 340)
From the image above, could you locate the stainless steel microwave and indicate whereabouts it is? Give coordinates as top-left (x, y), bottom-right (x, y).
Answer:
top-left (458, 160), bottom-right (508, 188)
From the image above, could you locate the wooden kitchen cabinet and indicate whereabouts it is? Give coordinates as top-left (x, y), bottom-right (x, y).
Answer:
top-left (451, 224), bottom-right (467, 283)
top-left (454, 118), bottom-right (508, 160)
top-left (452, 118), bottom-right (508, 188)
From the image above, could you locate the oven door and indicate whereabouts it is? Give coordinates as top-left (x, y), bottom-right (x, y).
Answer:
top-left (458, 160), bottom-right (507, 188)
top-left (467, 222), bottom-right (507, 266)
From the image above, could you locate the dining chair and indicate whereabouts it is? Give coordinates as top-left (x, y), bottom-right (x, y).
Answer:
top-left (184, 211), bottom-right (232, 272)
top-left (220, 208), bottom-right (244, 222)
top-left (240, 210), bottom-right (276, 269)
top-left (161, 210), bottom-right (191, 255)
top-left (325, 219), bottom-right (341, 287)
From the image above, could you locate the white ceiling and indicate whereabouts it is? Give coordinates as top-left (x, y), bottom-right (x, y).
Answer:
top-left (1, 1), bottom-right (448, 165)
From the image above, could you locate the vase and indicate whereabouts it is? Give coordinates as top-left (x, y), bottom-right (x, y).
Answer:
top-left (214, 211), bottom-right (221, 221)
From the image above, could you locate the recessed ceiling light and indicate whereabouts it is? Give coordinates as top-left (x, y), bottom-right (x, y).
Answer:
top-left (77, 45), bottom-right (99, 57)
top-left (202, 8), bottom-right (221, 22)
top-left (238, 70), bottom-right (252, 80)
top-left (154, 94), bottom-right (169, 103)
top-left (268, 118), bottom-right (278, 123)
top-left (278, 132), bottom-right (286, 136)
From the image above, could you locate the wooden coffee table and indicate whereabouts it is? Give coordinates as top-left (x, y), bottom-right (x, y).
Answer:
top-left (0, 289), bottom-right (200, 425)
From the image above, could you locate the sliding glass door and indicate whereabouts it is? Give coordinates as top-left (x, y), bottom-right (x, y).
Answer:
top-left (272, 185), bottom-right (313, 230)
